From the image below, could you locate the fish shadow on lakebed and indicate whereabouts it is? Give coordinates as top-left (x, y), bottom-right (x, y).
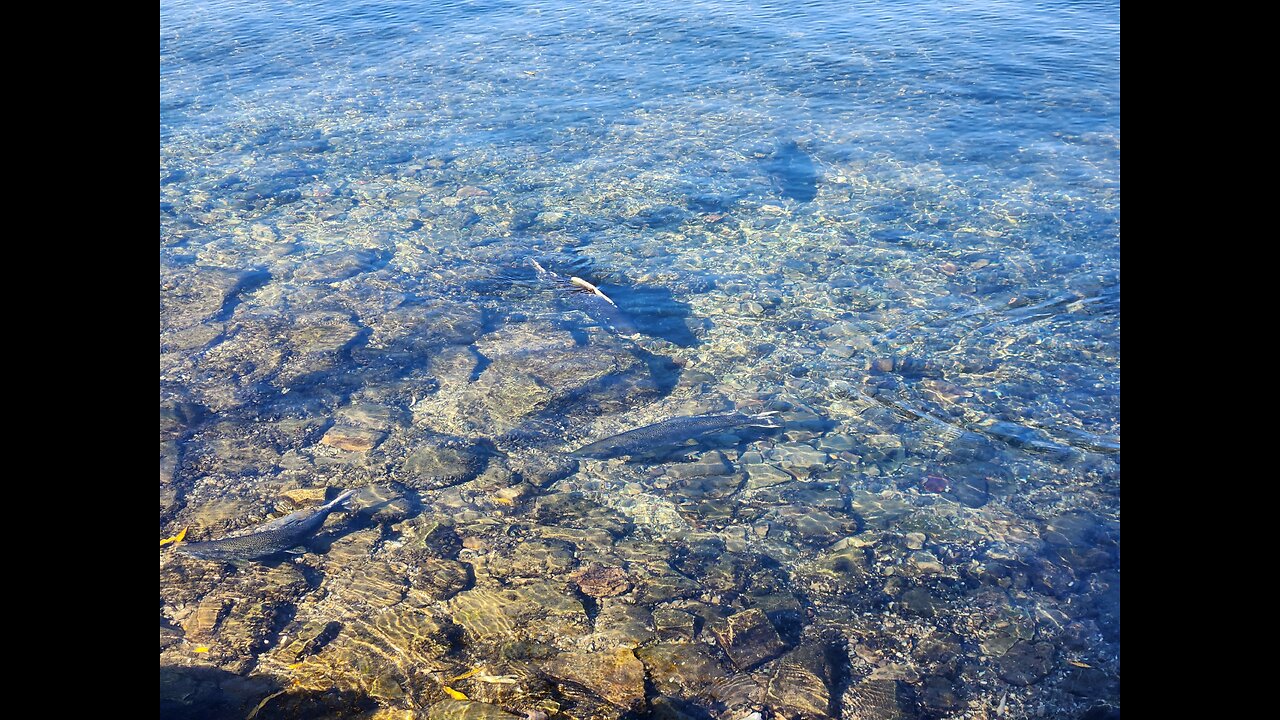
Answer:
top-left (758, 139), bottom-right (820, 204)
top-left (603, 284), bottom-right (702, 348)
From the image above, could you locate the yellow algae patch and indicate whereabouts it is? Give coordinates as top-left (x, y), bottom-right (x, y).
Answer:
top-left (159, 528), bottom-right (187, 547)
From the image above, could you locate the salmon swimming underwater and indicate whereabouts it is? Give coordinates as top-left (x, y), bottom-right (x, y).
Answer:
top-left (177, 489), bottom-right (357, 562)
top-left (573, 411), bottom-right (783, 461)
top-left (531, 260), bottom-right (639, 336)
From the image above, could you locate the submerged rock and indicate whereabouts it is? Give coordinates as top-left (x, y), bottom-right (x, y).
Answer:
top-left (712, 608), bottom-right (787, 670)
top-left (411, 323), bottom-right (657, 440)
top-left (666, 450), bottom-right (734, 479)
top-left (320, 425), bottom-right (386, 452)
top-left (841, 678), bottom-right (906, 720)
top-left (996, 640), bottom-right (1056, 686)
top-left (570, 563), bottom-right (632, 598)
top-left (920, 676), bottom-right (962, 712)
top-left (756, 644), bottom-right (832, 719)
top-left (428, 699), bottom-right (523, 720)
top-left (447, 582), bottom-right (589, 646)
top-left (637, 643), bottom-right (727, 696)
top-left (401, 436), bottom-right (492, 489)
top-left (652, 606), bottom-right (698, 643)
top-left (591, 600), bottom-right (654, 648)
top-left (545, 647), bottom-right (646, 709)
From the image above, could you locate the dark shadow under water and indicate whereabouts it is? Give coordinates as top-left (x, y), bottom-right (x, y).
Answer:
top-left (760, 140), bottom-right (820, 203)
top-left (160, 664), bottom-right (375, 720)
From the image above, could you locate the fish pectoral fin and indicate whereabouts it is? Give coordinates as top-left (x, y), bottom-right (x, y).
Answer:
top-left (284, 546), bottom-right (308, 555)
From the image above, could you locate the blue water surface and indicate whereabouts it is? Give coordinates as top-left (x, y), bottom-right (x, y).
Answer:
top-left (161, 2), bottom-right (1119, 718)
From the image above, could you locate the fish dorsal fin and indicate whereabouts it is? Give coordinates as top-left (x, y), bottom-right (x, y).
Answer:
top-left (569, 276), bottom-right (617, 306)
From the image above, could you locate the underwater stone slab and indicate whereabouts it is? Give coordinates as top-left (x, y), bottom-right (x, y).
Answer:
top-left (545, 647), bottom-right (646, 709)
top-left (401, 435), bottom-right (491, 489)
top-left (745, 462), bottom-right (794, 491)
top-left (403, 557), bottom-right (471, 605)
top-left (996, 640), bottom-right (1056, 686)
top-left (320, 425), bottom-right (386, 452)
top-left (919, 676), bottom-right (962, 712)
top-left (776, 443), bottom-right (830, 471)
top-left (160, 265), bottom-right (268, 330)
top-left (534, 491), bottom-right (631, 537)
top-left (841, 678), bottom-right (906, 720)
top-left (289, 248), bottom-right (390, 283)
top-left (570, 563), bottom-right (632, 598)
top-left (447, 582), bottom-right (589, 645)
top-left (278, 619), bottom-right (343, 663)
top-left (501, 538), bottom-right (579, 580)
top-left (591, 600), bottom-right (654, 648)
top-left (907, 552), bottom-right (945, 575)
top-left (979, 608), bottom-right (1035, 657)
top-left (652, 606), bottom-right (697, 642)
top-left (474, 324), bottom-right (637, 395)
top-left (160, 440), bottom-right (179, 485)
top-left (414, 323), bottom-right (653, 439)
top-left (160, 401), bottom-right (209, 440)
top-left (637, 643), bottom-right (728, 696)
top-left (336, 402), bottom-right (408, 430)
top-left (278, 486), bottom-right (329, 506)
top-left (756, 644), bottom-right (832, 719)
top-left (182, 597), bottom-right (229, 638)
top-left (634, 569), bottom-right (701, 605)
top-left (665, 450), bottom-right (734, 479)
top-left (712, 608), bottom-right (787, 670)
top-left (1063, 666), bottom-right (1120, 699)
top-left (849, 491), bottom-right (915, 530)
top-left (897, 587), bottom-right (939, 618)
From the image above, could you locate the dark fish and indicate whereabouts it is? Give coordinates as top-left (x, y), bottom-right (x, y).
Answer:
top-left (764, 141), bottom-right (819, 203)
top-left (573, 412), bottom-right (782, 461)
top-left (177, 489), bottom-right (357, 562)
top-left (980, 421), bottom-right (1080, 461)
top-left (531, 260), bottom-right (638, 336)
top-left (1054, 426), bottom-right (1120, 454)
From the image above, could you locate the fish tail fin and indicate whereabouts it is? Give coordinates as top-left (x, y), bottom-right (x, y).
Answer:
top-left (324, 489), bottom-right (359, 510)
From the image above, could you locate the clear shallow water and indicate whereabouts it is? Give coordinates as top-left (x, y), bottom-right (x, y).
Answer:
top-left (161, 1), bottom-right (1119, 718)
